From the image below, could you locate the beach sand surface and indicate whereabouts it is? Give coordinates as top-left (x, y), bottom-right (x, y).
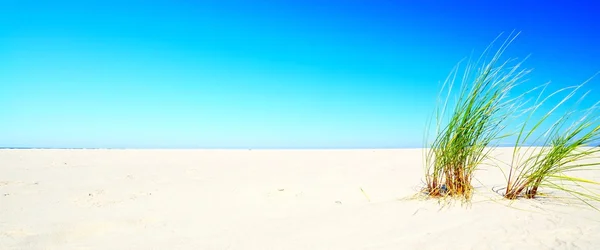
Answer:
top-left (1, 148), bottom-right (599, 249)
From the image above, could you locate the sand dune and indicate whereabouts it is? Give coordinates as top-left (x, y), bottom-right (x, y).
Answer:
top-left (1, 149), bottom-right (599, 249)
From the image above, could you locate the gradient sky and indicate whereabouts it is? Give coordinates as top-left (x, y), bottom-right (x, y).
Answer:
top-left (1, 0), bottom-right (599, 148)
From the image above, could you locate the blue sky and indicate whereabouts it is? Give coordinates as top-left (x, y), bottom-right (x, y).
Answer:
top-left (1, 0), bottom-right (599, 148)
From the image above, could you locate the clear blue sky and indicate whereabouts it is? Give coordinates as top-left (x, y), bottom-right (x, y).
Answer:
top-left (1, 0), bottom-right (599, 148)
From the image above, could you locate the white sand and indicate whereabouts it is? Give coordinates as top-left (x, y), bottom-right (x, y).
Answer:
top-left (1, 148), bottom-right (599, 249)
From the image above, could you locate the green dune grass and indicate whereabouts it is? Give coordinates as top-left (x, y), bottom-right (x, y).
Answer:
top-left (503, 78), bottom-right (600, 204)
top-left (422, 33), bottom-right (600, 206)
top-left (423, 33), bottom-right (530, 200)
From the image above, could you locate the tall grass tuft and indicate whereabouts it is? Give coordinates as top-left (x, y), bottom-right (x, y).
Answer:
top-left (504, 78), bottom-right (600, 202)
top-left (424, 33), bottom-right (530, 200)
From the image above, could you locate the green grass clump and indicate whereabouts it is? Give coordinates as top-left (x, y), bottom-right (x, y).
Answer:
top-left (504, 81), bottom-right (600, 202)
top-left (424, 33), bottom-right (530, 200)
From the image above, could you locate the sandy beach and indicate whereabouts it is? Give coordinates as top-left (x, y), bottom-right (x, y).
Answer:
top-left (1, 148), bottom-right (599, 249)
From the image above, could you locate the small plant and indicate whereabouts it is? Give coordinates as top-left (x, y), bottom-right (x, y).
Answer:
top-left (423, 33), bottom-right (530, 200)
top-left (504, 80), bottom-right (600, 203)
